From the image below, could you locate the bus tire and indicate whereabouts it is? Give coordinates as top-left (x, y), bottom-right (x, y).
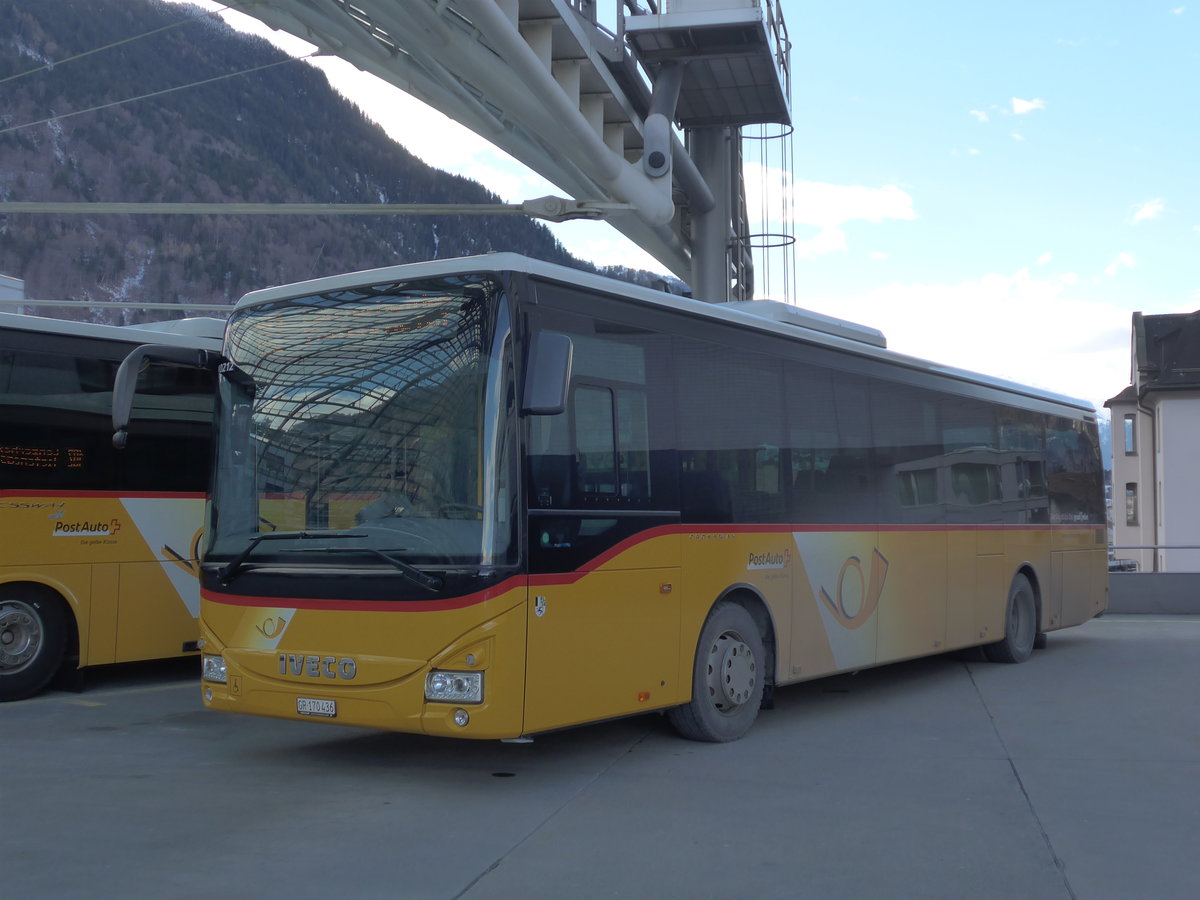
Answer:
top-left (667, 601), bottom-right (765, 742)
top-left (0, 588), bottom-right (69, 701)
top-left (984, 574), bottom-right (1037, 664)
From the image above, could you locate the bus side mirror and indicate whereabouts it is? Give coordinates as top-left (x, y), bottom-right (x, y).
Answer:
top-left (112, 344), bottom-right (221, 449)
top-left (522, 331), bottom-right (573, 415)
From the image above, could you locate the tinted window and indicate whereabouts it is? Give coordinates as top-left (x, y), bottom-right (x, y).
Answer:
top-left (526, 309), bottom-right (676, 513)
top-left (0, 344), bottom-right (213, 493)
top-left (677, 339), bottom-right (784, 523)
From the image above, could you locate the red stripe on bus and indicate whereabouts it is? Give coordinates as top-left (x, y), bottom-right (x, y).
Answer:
top-left (202, 520), bottom-right (1100, 612)
top-left (202, 575), bottom-right (530, 613)
top-left (0, 490), bottom-right (206, 499)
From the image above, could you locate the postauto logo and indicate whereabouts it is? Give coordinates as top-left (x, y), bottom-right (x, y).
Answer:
top-left (52, 518), bottom-right (123, 537)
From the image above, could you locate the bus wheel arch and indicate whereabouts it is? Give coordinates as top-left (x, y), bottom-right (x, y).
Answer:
top-left (984, 569), bottom-right (1039, 664)
top-left (718, 587), bottom-right (778, 704)
top-left (667, 590), bottom-right (773, 742)
top-left (1018, 564), bottom-right (1050, 649)
top-left (0, 583), bottom-right (72, 701)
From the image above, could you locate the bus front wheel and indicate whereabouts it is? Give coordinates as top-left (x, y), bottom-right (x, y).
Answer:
top-left (984, 574), bottom-right (1037, 664)
top-left (667, 601), bottom-right (765, 742)
top-left (0, 589), bottom-right (69, 701)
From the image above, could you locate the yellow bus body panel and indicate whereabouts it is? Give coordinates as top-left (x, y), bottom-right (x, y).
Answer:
top-left (0, 492), bottom-right (204, 667)
top-left (199, 524), bottom-right (1106, 739)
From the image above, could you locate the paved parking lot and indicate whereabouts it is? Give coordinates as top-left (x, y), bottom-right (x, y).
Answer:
top-left (7, 615), bottom-right (1199, 899)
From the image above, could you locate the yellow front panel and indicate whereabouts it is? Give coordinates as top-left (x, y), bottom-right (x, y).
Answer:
top-left (201, 585), bottom-right (529, 739)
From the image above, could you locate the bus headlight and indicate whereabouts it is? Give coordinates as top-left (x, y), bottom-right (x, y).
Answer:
top-left (424, 670), bottom-right (483, 704)
top-left (201, 654), bottom-right (228, 684)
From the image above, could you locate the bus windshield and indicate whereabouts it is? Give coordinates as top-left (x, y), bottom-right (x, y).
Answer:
top-left (207, 275), bottom-right (516, 573)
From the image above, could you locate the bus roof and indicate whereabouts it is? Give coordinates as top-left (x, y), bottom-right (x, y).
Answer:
top-left (234, 253), bottom-right (1095, 415)
top-left (0, 311), bottom-right (224, 349)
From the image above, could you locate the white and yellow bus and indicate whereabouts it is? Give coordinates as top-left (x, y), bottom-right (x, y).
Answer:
top-left (0, 312), bottom-right (221, 700)
top-left (117, 255), bottom-right (1106, 741)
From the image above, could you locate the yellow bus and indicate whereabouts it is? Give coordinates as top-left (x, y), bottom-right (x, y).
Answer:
top-left (117, 255), bottom-right (1106, 741)
top-left (0, 312), bottom-right (221, 700)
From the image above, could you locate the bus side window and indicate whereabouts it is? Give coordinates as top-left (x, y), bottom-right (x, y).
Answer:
top-left (123, 362), bottom-right (215, 493)
top-left (528, 405), bottom-right (576, 510)
top-left (570, 383), bottom-right (653, 505)
top-left (575, 385), bottom-right (617, 496)
top-left (0, 348), bottom-right (116, 490)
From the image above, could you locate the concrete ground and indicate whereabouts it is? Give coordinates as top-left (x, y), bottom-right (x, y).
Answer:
top-left (6, 615), bottom-right (1198, 899)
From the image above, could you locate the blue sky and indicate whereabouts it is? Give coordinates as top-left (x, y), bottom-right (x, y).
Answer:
top-left (177, 1), bottom-right (1197, 411)
top-left (770, 2), bottom-right (1198, 410)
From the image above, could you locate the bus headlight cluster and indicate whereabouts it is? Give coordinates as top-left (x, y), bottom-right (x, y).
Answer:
top-left (201, 653), bottom-right (228, 684)
top-left (424, 670), bottom-right (483, 704)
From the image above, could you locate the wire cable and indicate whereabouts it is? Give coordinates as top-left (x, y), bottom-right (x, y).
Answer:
top-left (0, 52), bottom-right (318, 138)
top-left (0, 201), bottom-right (525, 215)
top-left (0, 4), bottom-right (233, 87)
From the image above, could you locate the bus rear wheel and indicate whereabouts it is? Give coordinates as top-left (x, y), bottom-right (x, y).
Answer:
top-left (984, 574), bottom-right (1037, 664)
top-left (0, 589), bottom-right (69, 701)
top-left (667, 601), bottom-right (764, 742)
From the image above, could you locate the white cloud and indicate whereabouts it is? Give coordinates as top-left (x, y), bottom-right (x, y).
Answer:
top-left (793, 227), bottom-right (849, 260)
top-left (1172, 7), bottom-right (1185, 15)
top-left (869, 251), bottom-right (889, 261)
top-left (1132, 198), bottom-right (1166, 223)
top-left (789, 180), bottom-right (917, 228)
top-left (1036, 252), bottom-right (1053, 265)
top-left (1011, 132), bottom-right (1026, 142)
top-left (802, 268), bottom-right (1130, 408)
top-left (742, 168), bottom-right (916, 261)
top-left (1104, 252), bottom-right (1136, 276)
top-left (1011, 97), bottom-right (1046, 115)
top-left (969, 109), bottom-right (989, 123)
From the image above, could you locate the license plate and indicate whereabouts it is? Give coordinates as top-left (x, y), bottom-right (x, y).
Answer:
top-left (296, 697), bottom-right (337, 718)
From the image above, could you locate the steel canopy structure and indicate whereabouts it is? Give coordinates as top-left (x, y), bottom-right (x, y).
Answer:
top-left (222, 0), bottom-right (790, 300)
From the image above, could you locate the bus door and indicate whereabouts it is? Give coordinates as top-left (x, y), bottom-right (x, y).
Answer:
top-left (523, 372), bottom-right (682, 734)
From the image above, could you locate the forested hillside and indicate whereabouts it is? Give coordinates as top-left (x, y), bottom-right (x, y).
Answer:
top-left (0, 0), bottom-right (625, 322)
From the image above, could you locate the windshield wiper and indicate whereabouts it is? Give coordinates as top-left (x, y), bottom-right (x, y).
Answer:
top-left (282, 546), bottom-right (443, 592)
top-left (217, 531), bottom-right (366, 585)
top-left (365, 548), bottom-right (443, 592)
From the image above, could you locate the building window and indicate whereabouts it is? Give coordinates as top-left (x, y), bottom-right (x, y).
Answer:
top-left (1126, 483), bottom-right (1138, 526)
top-left (1123, 414), bottom-right (1137, 455)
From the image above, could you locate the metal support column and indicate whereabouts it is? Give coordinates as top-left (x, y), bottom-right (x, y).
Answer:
top-left (691, 127), bottom-right (733, 302)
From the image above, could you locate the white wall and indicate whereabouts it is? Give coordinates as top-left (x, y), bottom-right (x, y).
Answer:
top-left (1109, 399), bottom-right (1156, 571)
top-left (1156, 393), bottom-right (1200, 572)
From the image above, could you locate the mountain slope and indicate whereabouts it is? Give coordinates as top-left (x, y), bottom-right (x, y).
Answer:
top-left (0, 0), bottom-right (596, 321)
